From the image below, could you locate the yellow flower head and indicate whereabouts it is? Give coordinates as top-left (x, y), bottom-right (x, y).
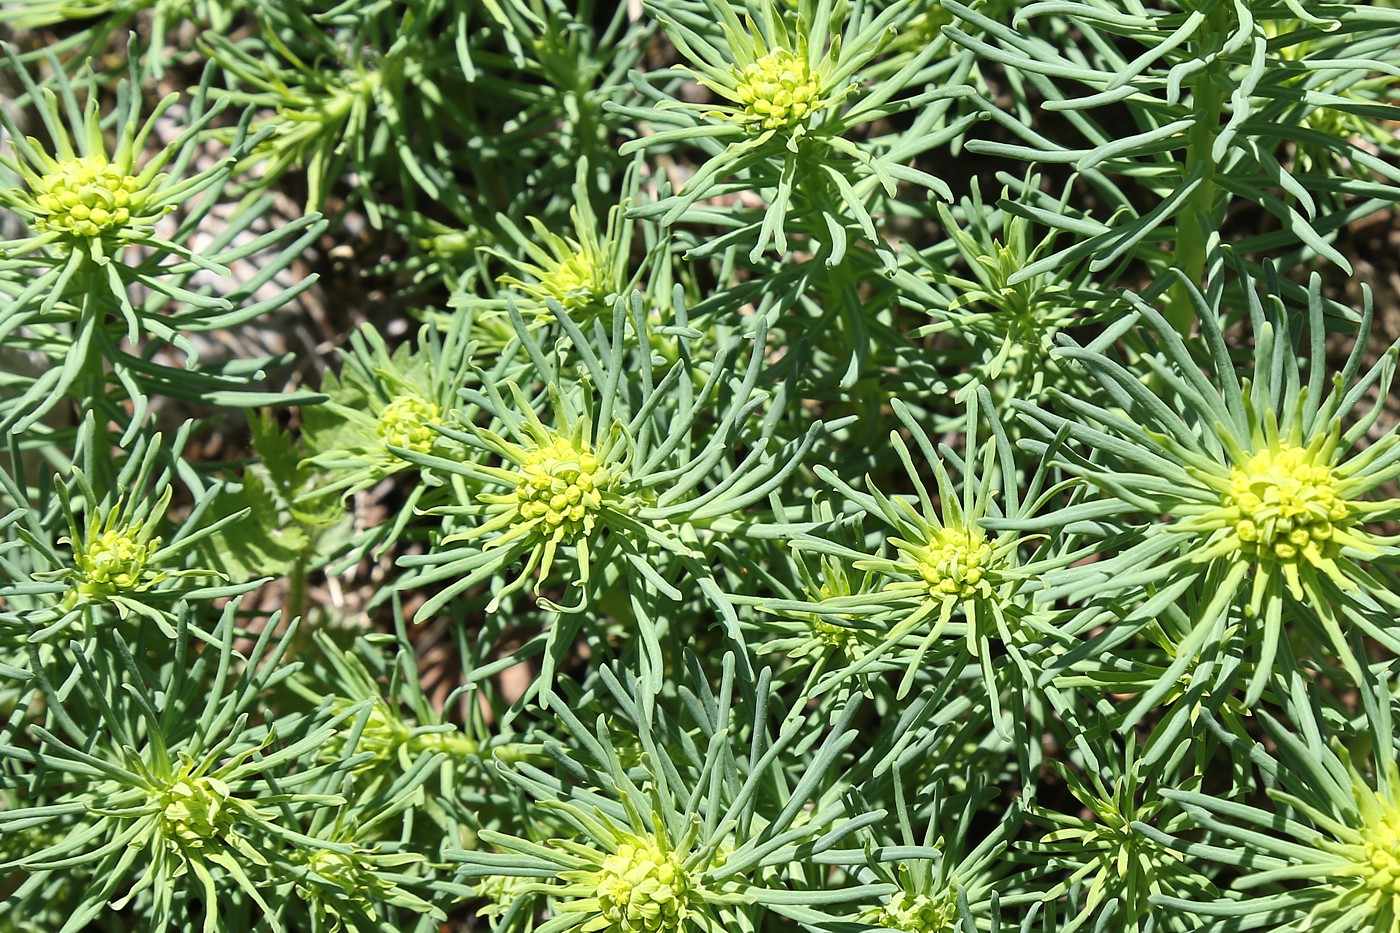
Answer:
top-left (593, 839), bottom-right (691, 933)
top-left (896, 525), bottom-right (995, 600)
top-left (1311, 780), bottom-right (1400, 911)
top-left (376, 394), bottom-right (441, 455)
top-left (32, 156), bottom-right (147, 237)
top-left (75, 526), bottom-right (158, 599)
top-left (157, 775), bottom-right (233, 848)
top-left (1223, 445), bottom-right (1348, 566)
top-left (489, 206), bottom-right (619, 321)
top-left (513, 434), bottom-right (609, 543)
top-left (530, 248), bottom-right (609, 311)
top-left (732, 48), bottom-right (825, 131)
top-left (858, 889), bottom-right (959, 933)
top-left (1357, 803), bottom-right (1400, 895)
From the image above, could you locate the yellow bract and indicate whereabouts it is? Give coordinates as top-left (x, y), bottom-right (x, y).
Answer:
top-left (732, 48), bottom-right (823, 131)
top-left (77, 527), bottom-right (156, 596)
top-left (858, 889), bottom-right (959, 933)
top-left (534, 250), bottom-right (607, 310)
top-left (158, 775), bottom-right (233, 847)
top-left (33, 156), bottom-right (145, 237)
top-left (1357, 797), bottom-right (1400, 895)
top-left (514, 434), bottom-right (606, 542)
top-left (1224, 445), bottom-right (1347, 564)
top-left (898, 526), bottom-right (995, 600)
top-left (593, 839), bottom-right (691, 933)
top-left (376, 394), bottom-right (441, 455)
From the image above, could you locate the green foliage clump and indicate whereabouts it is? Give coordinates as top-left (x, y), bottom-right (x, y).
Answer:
top-left (2, 1), bottom-right (1400, 932)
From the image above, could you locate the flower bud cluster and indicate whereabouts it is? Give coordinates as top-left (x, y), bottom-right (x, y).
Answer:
top-left (592, 840), bottom-right (691, 933)
top-left (476, 873), bottom-right (535, 922)
top-left (515, 435), bottom-right (608, 541)
top-left (1225, 446), bottom-right (1347, 563)
top-left (1351, 796), bottom-right (1400, 896)
top-left (158, 775), bottom-right (233, 848)
top-left (732, 49), bottom-right (823, 131)
top-left (377, 394), bottom-right (441, 455)
top-left (899, 527), bottom-right (995, 600)
top-left (33, 157), bottom-right (147, 237)
top-left (76, 527), bottom-right (157, 598)
top-left (536, 251), bottom-right (606, 310)
top-left (857, 889), bottom-right (958, 933)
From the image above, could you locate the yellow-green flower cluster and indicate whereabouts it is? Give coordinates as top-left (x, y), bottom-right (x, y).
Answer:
top-left (327, 697), bottom-right (410, 766)
top-left (410, 728), bottom-right (478, 757)
top-left (565, 837), bottom-right (694, 933)
top-left (376, 394), bottom-right (441, 456)
top-left (299, 846), bottom-right (410, 916)
top-left (1359, 807), bottom-right (1400, 895)
top-left (303, 848), bottom-right (364, 890)
top-left (755, 564), bottom-right (875, 668)
top-left (1172, 433), bottom-right (1397, 618)
top-left (1223, 445), bottom-right (1348, 565)
top-left (1317, 790), bottom-right (1400, 898)
top-left (512, 434), bottom-right (609, 543)
top-left (511, 247), bottom-right (609, 312)
top-left (807, 574), bottom-right (869, 653)
top-left (485, 195), bottom-right (623, 323)
top-left (323, 695), bottom-right (478, 771)
top-left (475, 873), bottom-right (536, 922)
top-left (292, 837), bottom-right (439, 927)
top-left (31, 156), bottom-right (148, 238)
top-left (75, 526), bottom-right (159, 600)
top-left (857, 889), bottom-right (959, 933)
top-left (895, 526), bottom-right (995, 600)
top-left (157, 775), bottom-right (235, 848)
top-left (810, 618), bottom-right (860, 650)
top-left (732, 48), bottom-right (825, 131)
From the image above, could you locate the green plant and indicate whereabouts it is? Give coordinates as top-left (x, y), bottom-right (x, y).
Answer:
top-left (3, 1), bottom-right (1400, 931)
top-left (0, 47), bottom-right (322, 438)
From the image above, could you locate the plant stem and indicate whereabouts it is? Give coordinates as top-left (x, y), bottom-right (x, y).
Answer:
top-left (79, 268), bottom-right (117, 481)
top-left (1167, 4), bottom-right (1229, 339)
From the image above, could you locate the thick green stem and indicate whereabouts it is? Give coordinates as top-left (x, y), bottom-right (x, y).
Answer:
top-left (78, 265), bottom-right (118, 482)
top-left (1166, 5), bottom-right (1229, 338)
